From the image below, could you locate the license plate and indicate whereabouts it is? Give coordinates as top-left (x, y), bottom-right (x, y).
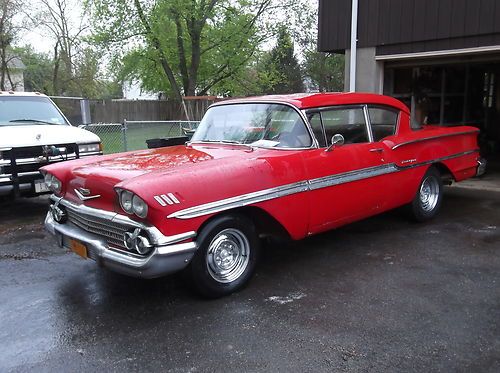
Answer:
top-left (34, 179), bottom-right (49, 193)
top-left (69, 239), bottom-right (87, 259)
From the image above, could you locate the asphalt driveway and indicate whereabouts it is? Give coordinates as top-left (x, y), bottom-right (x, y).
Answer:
top-left (0, 187), bottom-right (499, 372)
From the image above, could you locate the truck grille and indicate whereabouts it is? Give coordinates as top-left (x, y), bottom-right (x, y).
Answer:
top-left (66, 209), bottom-right (128, 250)
top-left (1, 143), bottom-right (78, 176)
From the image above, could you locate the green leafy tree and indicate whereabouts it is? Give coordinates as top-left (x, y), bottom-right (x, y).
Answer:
top-left (258, 27), bottom-right (303, 94)
top-left (88, 0), bottom-right (304, 99)
top-left (296, 0), bottom-right (345, 92)
top-left (303, 51), bottom-right (344, 92)
top-left (12, 46), bottom-right (54, 93)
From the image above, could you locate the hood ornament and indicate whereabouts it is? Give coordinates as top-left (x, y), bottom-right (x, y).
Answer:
top-left (75, 188), bottom-right (101, 201)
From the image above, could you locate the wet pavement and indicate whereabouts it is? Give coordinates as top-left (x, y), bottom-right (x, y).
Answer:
top-left (1, 188), bottom-right (499, 372)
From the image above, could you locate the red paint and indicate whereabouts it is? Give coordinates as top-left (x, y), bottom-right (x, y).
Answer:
top-left (42, 93), bottom-right (481, 240)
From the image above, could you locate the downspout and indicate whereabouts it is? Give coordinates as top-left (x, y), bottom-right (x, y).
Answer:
top-left (349, 0), bottom-right (359, 92)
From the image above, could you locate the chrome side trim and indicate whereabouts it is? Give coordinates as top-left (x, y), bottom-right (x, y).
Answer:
top-left (392, 130), bottom-right (480, 150)
top-left (308, 164), bottom-right (398, 191)
top-left (395, 149), bottom-right (478, 170)
top-left (51, 195), bottom-right (196, 246)
top-left (363, 105), bottom-right (374, 142)
top-left (168, 149), bottom-right (479, 220)
top-left (167, 181), bottom-right (310, 219)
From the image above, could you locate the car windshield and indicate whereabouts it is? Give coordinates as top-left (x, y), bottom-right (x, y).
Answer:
top-left (0, 96), bottom-right (69, 126)
top-left (191, 103), bottom-right (312, 148)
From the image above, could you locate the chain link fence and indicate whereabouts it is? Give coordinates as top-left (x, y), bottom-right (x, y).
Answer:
top-left (81, 121), bottom-right (200, 154)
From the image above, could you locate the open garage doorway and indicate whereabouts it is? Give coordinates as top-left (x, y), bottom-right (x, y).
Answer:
top-left (384, 59), bottom-right (500, 169)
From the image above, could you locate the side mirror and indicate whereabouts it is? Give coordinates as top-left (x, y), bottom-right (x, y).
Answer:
top-left (326, 134), bottom-right (344, 152)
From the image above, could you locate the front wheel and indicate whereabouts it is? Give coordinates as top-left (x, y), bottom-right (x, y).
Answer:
top-left (189, 214), bottom-right (260, 298)
top-left (410, 166), bottom-right (443, 222)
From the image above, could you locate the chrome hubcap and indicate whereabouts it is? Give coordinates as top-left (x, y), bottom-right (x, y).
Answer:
top-left (419, 176), bottom-right (440, 212)
top-left (206, 228), bottom-right (250, 283)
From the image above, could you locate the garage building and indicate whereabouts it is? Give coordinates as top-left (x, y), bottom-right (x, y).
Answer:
top-left (318, 0), bottom-right (500, 161)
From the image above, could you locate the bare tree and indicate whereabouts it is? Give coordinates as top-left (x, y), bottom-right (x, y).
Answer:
top-left (0, 0), bottom-right (23, 90)
top-left (30, 0), bottom-right (89, 94)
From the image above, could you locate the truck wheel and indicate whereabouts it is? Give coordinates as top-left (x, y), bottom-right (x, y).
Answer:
top-left (410, 166), bottom-right (443, 222)
top-left (189, 214), bottom-right (260, 298)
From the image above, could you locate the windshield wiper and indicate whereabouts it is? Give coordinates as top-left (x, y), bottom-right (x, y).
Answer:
top-left (194, 139), bottom-right (242, 144)
top-left (191, 139), bottom-right (254, 150)
top-left (9, 119), bottom-right (59, 125)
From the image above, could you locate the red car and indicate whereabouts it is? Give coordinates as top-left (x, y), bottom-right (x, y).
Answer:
top-left (42, 93), bottom-right (485, 297)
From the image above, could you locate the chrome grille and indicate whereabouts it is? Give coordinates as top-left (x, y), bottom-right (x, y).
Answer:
top-left (66, 209), bottom-right (128, 250)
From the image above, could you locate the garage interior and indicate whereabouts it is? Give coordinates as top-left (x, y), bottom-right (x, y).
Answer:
top-left (383, 55), bottom-right (500, 165)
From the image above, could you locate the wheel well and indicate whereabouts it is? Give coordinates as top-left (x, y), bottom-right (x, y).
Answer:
top-left (432, 162), bottom-right (454, 185)
top-left (197, 206), bottom-right (291, 241)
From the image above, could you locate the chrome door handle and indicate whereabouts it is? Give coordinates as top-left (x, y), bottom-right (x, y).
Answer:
top-left (369, 148), bottom-right (384, 153)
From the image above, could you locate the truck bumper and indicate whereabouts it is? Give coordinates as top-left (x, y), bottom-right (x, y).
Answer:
top-left (45, 203), bottom-right (197, 279)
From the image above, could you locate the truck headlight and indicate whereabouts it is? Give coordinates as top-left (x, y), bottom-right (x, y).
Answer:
top-left (79, 142), bottom-right (102, 154)
top-left (118, 189), bottom-right (148, 218)
top-left (44, 173), bottom-right (62, 193)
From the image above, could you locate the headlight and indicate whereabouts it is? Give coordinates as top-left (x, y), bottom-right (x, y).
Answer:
top-left (79, 143), bottom-right (102, 154)
top-left (120, 190), bottom-right (134, 213)
top-left (118, 190), bottom-right (149, 218)
top-left (132, 194), bottom-right (148, 218)
top-left (44, 173), bottom-right (62, 193)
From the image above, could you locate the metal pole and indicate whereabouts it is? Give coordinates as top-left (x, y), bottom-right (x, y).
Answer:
top-left (122, 119), bottom-right (128, 151)
top-left (349, 0), bottom-right (359, 92)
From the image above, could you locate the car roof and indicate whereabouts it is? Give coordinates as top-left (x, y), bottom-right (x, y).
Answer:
top-left (0, 91), bottom-right (48, 97)
top-left (213, 92), bottom-right (410, 113)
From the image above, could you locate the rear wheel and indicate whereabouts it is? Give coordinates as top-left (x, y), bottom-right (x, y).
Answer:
top-left (189, 214), bottom-right (260, 298)
top-left (410, 166), bottom-right (443, 222)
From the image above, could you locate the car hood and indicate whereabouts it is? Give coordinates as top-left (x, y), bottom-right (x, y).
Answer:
top-left (0, 124), bottom-right (100, 148)
top-left (49, 144), bottom-right (268, 207)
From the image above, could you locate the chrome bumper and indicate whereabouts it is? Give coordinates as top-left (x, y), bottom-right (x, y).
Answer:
top-left (45, 210), bottom-right (197, 279)
top-left (477, 158), bottom-right (487, 177)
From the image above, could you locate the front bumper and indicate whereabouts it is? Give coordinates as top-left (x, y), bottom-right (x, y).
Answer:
top-left (45, 200), bottom-right (197, 279)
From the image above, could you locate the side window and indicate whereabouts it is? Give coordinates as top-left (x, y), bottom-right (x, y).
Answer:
top-left (320, 107), bottom-right (369, 144)
top-left (368, 107), bottom-right (399, 141)
top-left (308, 112), bottom-right (326, 147)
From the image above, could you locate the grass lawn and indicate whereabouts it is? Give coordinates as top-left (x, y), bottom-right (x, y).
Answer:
top-left (86, 123), bottom-right (185, 154)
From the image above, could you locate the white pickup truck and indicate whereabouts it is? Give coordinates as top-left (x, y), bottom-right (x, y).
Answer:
top-left (0, 92), bottom-right (102, 199)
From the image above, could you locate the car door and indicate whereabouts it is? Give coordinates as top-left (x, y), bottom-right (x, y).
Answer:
top-left (303, 105), bottom-right (396, 234)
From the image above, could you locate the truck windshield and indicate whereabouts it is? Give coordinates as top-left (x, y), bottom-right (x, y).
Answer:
top-left (0, 96), bottom-right (69, 126)
top-left (191, 103), bottom-right (312, 148)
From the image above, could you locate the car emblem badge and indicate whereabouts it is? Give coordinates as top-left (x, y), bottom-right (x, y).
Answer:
top-left (75, 188), bottom-right (101, 201)
top-left (36, 133), bottom-right (42, 141)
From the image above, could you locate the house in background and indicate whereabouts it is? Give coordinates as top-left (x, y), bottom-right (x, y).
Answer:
top-left (123, 81), bottom-right (158, 100)
top-left (2, 56), bottom-right (25, 92)
top-left (318, 0), bottom-right (500, 159)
